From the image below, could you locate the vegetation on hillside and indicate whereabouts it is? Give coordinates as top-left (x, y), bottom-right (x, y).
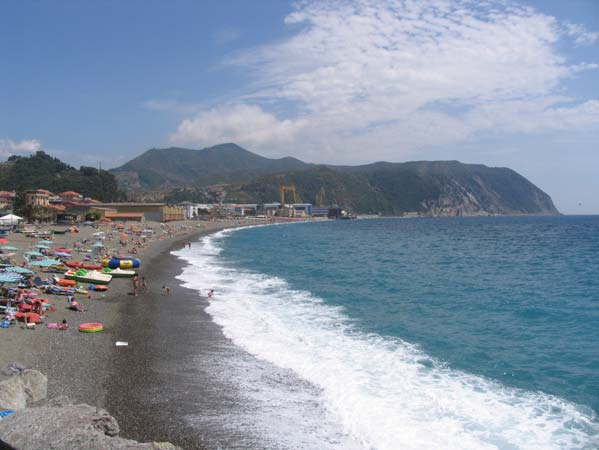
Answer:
top-left (0, 151), bottom-right (122, 201)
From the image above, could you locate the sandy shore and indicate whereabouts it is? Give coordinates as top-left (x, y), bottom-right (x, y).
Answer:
top-left (0, 218), bottom-right (265, 449)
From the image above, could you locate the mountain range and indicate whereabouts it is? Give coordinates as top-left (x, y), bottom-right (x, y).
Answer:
top-left (111, 143), bottom-right (559, 216)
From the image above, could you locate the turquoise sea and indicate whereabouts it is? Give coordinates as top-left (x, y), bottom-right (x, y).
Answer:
top-left (175, 216), bottom-right (599, 449)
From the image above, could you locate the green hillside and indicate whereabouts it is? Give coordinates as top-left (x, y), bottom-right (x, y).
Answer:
top-left (0, 151), bottom-right (121, 201)
top-left (111, 143), bottom-right (559, 216)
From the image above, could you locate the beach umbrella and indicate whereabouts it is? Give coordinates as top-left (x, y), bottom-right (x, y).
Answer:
top-left (29, 258), bottom-right (62, 267)
top-left (120, 233), bottom-right (128, 238)
top-left (0, 273), bottom-right (21, 283)
top-left (92, 241), bottom-right (104, 248)
top-left (4, 266), bottom-right (33, 275)
top-left (92, 231), bottom-right (105, 236)
top-left (38, 240), bottom-right (53, 245)
top-left (0, 245), bottom-right (18, 251)
top-left (0, 238), bottom-right (8, 244)
top-left (34, 244), bottom-right (51, 250)
top-left (54, 251), bottom-right (71, 258)
top-left (24, 251), bottom-right (44, 257)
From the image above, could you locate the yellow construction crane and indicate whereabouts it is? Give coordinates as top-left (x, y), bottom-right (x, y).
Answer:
top-left (279, 184), bottom-right (300, 205)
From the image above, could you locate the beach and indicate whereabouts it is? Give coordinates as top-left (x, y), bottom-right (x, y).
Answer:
top-left (0, 218), bottom-right (266, 449)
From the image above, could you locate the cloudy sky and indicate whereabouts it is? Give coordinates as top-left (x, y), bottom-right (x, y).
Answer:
top-left (1, 0), bottom-right (597, 213)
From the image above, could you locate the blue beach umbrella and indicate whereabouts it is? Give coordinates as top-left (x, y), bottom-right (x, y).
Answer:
top-left (34, 244), bottom-right (51, 250)
top-left (24, 251), bottom-right (44, 257)
top-left (29, 258), bottom-right (62, 267)
top-left (92, 241), bottom-right (104, 247)
top-left (0, 246), bottom-right (18, 251)
top-left (38, 240), bottom-right (53, 245)
top-left (3, 266), bottom-right (33, 275)
top-left (0, 273), bottom-right (21, 283)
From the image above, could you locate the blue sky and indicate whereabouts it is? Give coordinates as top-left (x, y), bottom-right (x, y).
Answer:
top-left (1, 0), bottom-right (597, 213)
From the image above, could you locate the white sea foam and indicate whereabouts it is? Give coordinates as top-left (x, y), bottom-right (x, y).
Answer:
top-left (173, 228), bottom-right (599, 450)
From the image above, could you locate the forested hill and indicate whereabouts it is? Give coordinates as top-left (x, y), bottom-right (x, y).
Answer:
top-left (111, 143), bottom-right (309, 189)
top-left (0, 151), bottom-right (121, 201)
top-left (112, 144), bottom-right (559, 216)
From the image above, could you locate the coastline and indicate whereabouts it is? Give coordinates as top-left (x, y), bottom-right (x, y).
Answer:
top-left (0, 219), bottom-right (266, 449)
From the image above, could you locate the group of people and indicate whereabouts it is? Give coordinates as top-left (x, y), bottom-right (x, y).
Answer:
top-left (131, 274), bottom-right (148, 297)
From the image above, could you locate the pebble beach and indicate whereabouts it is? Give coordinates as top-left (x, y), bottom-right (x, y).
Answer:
top-left (0, 218), bottom-right (265, 449)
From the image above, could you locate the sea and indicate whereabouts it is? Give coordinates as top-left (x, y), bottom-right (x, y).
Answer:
top-left (172, 216), bottom-right (599, 450)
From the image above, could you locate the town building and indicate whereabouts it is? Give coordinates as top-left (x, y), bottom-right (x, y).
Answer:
top-left (90, 203), bottom-right (186, 222)
top-left (0, 191), bottom-right (16, 210)
top-left (25, 189), bottom-right (51, 207)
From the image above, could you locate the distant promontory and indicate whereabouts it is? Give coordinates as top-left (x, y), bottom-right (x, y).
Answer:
top-left (111, 143), bottom-right (559, 216)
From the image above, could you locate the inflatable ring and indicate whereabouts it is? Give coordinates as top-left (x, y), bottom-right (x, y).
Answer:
top-left (79, 322), bottom-right (103, 333)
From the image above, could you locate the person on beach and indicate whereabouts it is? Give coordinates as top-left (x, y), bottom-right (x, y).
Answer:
top-left (69, 301), bottom-right (84, 312)
top-left (208, 289), bottom-right (214, 298)
top-left (141, 276), bottom-right (147, 293)
top-left (132, 274), bottom-right (139, 297)
top-left (58, 319), bottom-right (69, 330)
top-left (162, 286), bottom-right (170, 296)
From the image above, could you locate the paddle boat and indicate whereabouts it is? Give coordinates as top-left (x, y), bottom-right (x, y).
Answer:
top-left (101, 267), bottom-right (135, 278)
top-left (65, 268), bottom-right (112, 285)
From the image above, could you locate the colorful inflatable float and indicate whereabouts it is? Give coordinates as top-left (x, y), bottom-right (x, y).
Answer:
top-left (101, 257), bottom-right (140, 270)
top-left (79, 322), bottom-right (103, 333)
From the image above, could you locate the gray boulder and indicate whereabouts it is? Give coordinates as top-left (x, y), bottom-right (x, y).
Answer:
top-left (0, 403), bottom-right (183, 449)
top-left (0, 369), bottom-right (47, 410)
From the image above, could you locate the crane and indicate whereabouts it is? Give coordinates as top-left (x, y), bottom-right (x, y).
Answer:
top-left (279, 184), bottom-right (300, 205)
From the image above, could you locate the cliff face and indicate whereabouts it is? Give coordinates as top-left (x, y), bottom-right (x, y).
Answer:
top-left (112, 145), bottom-right (559, 216)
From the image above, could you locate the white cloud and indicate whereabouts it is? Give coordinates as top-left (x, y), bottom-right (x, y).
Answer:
top-left (565, 22), bottom-right (599, 45)
top-left (172, 0), bottom-right (599, 163)
top-left (169, 104), bottom-right (307, 152)
top-left (0, 138), bottom-right (42, 158)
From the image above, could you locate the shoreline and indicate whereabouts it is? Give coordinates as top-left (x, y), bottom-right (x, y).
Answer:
top-left (0, 219), bottom-right (267, 449)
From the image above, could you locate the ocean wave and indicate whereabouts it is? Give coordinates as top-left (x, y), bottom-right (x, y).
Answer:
top-left (173, 228), bottom-right (599, 450)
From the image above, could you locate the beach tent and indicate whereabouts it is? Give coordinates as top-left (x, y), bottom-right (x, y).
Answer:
top-left (0, 246), bottom-right (18, 251)
top-left (0, 214), bottom-right (23, 226)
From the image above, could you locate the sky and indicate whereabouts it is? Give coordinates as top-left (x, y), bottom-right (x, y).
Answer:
top-left (0, 0), bottom-right (597, 214)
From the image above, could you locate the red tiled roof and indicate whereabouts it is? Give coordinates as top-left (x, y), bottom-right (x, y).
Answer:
top-left (60, 191), bottom-right (82, 197)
